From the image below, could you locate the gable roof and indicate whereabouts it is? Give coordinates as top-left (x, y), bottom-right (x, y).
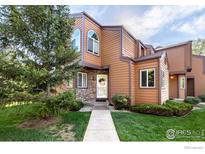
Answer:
top-left (134, 51), bottom-right (165, 62)
top-left (71, 11), bottom-right (147, 48)
top-left (155, 41), bottom-right (192, 51)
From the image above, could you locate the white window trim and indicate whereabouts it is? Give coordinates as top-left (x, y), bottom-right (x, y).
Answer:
top-left (87, 30), bottom-right (99, 56)
top-left (140, 68), bottom-right (156, 88)
top-left (77, 72), bottom-right (87, 88)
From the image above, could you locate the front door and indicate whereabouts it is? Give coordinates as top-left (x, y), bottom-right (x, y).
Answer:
top-left (96, 74), bottom-right (108, 99)
top-left (187, 78), bottom-right (194, 96)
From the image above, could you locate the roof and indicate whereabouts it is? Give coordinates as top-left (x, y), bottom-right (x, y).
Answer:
top-left (134, 51), bottom-right (165, 62)
top-left (155, 41), bottom-right (192, 51)
top-left (70, 12), bottom-right (147, 48)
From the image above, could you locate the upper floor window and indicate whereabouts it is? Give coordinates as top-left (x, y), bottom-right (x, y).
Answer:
top-left (87, 30), bottom-right (99, 55)
top-left (140, 68), bottom-right (155, 88)
top-left (140, 46), bottom-right (145, 57)
top-left (71, 29), bottom-right (80, 52)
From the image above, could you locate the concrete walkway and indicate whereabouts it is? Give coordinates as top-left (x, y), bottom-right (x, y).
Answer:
top-left (83, 110), bottom-right (120, 142)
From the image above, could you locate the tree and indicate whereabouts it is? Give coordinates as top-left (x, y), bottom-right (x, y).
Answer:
top-left (192, 38), bottom-right (205, 56)
top-left (0, 6), bottom-right (81, 97)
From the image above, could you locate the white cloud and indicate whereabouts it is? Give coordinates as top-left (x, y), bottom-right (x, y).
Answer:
top-left (70, 5), bottom-right (205, 42)
top-left (115, 6), bottom-right (205, 41)
top-left (171, 14), bottom-right (205, 35)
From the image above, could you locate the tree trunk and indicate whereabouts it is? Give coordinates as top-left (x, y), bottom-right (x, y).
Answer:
top-left (46, 82), bottom-right (51, 97)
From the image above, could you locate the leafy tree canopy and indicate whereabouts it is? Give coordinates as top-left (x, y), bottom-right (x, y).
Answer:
top-left (192, 38), bottom-right (205, 56)
top-left (0, 5), bottom-right (81, 98)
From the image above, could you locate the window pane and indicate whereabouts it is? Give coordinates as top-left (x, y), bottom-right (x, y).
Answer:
top-left (78, 73), bottom-right (82, 87)
top-left (148, 69), bottom-right (155, 87)
top-left (93, 39), bottom-right (99, 54)
top-left (141, 71), bottom-right (147, 87)
top-left (71, 29), bottom-right (80, 52)
top-left (88, 38), bottom-right (93, 52)
top-left (180, 78), bottom-right (185, 89)
top-left (82, 74), bottom-right (87, 88)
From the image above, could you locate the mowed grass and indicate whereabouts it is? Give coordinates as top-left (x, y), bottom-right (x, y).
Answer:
top-left (0, 104), bottom-right (90, 141)
top-left (111, 108), bottom-right (205, 141)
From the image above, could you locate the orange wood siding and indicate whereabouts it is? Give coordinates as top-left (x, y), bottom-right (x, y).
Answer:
top-left (135, 59), bottom-right (159, 104)
top-left (164, 43), bottom-right (192, 73)
top-left (187, 56), bottom-right (205, 96)
top-left (169, 75), bottom-right (178, 98)
top-left (166, 46), bottom-right (185, 72)
top-left (74, 17), bottom-right (83, 52)
top-left (130, 62), bottom-right (136, 104)
top-left (83, 16), bottom-right (102, 66)
top-left (122, 30), bottom-right (136, 58)
top-left (101, 29), bottom-right (129, 99)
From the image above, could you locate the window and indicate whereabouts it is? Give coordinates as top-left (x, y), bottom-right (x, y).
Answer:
top-left (77, 72), bottom-right (87, 88)
top-left (141, 46), bottom-right (145, 56)
top-left (71, 29), bottom-right (80, 52)
top-left (87, 30), bottom-right (99, 55)
top-left (140, 68), bottom-right (155, 88)
top-left (180, 77), bottom-right (185, 89)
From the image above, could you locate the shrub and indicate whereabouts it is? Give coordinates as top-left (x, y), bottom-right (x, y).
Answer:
top-left (164, 100), bottom-right (193, 116)
top-left (35, 91), bottom-right (83, 118)
top-left (130, 104), bottom-right (173, 116)
top-left (184, 96), bottom-right (201, 104)
top-left (198, 95), bottom-right (205, 102)
top-left (112, 94), bottom-right (130, 110)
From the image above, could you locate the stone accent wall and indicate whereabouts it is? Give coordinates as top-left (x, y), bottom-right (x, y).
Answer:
top-left (76, 68), bottom-right (108, 103)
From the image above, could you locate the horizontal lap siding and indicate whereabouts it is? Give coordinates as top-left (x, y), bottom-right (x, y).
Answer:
top-left (102, 29), bottom-right (129, 99)
top-left (130, 63), bottom-right (136, 104)
top-left (166, 46), bottom-right (186, 72)
top-left (83, 17), bottom-right (102, 66)
top-left (122, 31), bottom-right (136, 58)
top-left (74, 17), bottom-right (83, 53)
top-left (187, 56), bottom-right (205, 96)
top-left (135, 59), bottom-right (159, 104)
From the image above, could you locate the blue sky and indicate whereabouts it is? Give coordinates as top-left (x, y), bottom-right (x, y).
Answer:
top-left (70, 5), bottom-right (205, 47)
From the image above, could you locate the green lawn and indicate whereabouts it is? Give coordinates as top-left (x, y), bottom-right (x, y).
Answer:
top-left (0, 104), bottom-right (90, 141)
top-left (111, 108), bottom-right (205, 141)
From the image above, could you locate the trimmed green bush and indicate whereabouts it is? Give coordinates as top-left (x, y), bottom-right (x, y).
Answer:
top-left (184, 96), bottom-right (201, 104)
top-left (130, 104), bottom-right (173, 116)
top-left (198, 95), bottom-right (205, 102)
top-left (164, 100), bottom-right (193, 116)
top-left (112, 94), bottom-right (130, 110)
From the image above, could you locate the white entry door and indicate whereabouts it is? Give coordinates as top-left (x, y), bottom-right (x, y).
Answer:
top-left (96, 74), bottom-right (108, 98)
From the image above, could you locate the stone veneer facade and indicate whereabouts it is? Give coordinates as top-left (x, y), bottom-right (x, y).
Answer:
top-left (75, 68), bottom-right (108, 103)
